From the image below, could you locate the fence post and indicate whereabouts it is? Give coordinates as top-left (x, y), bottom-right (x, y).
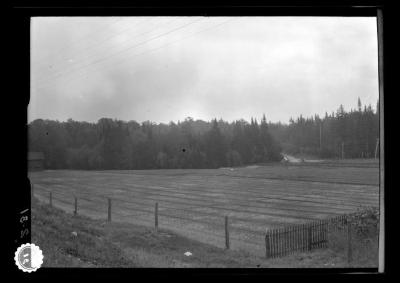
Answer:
top-left (296, 224), bottom-right (301, 251)
top-left (347, 220), bottom-right (352, 266)
top-left (298, 225), bottom-right (300, 252)
top-left (325, 221), bottom-right (328, 247)
top-left (285, 227), bottom-right (288, 256)
top-left (74, 196), bottom-right (78, 216)
top-left (274, 228), bottom-right (278, 258)
top-left (271, 229), bottom-right (274, 258)
top-left (155, 202), bottom-right (159, 232)
top-left (107, 198), bottom-right (112, 222)
top-left (292, 226), bottom-right (295, 254)
top-left (282, 227), bottom-right (286, 256)
top-left (313, 222), bottom-right (316, 248)
top-left (286, 227), bottom-right (289, 256)
top-left (272, 229), bottom-right (276, 258)
top-left (317, 221), bottom-right (321, 248)
top-left (290, 226), bottom-right (293, 254)
top-left (280, 227), bottom-right (283, 256)
top-left (282, 227), bottom-right (285, 256)
top-left (277, 227), bottom-right (281, 257)
top-left (49, 191), bottom-right (52, 207)
top-left (265, 231), bottom-right (271, 258)
top-left (290, 226), bottom-right (292, 255)
top-left (296, 226), bottom-right (299, 252)
top-left (307, 223), bottom-right (312, 251)
top-left (320, 220), bottom-right (324, 247)
top-left (275, 228), bottom-right (278, 257)
top-left (290, 226), bottom-right (294, 254)
top-left (225, 216), bottom-right (230, 250)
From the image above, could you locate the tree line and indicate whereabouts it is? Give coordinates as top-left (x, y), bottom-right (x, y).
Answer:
top-left (28, 98), bottom-right (379, 170)
top-left (28, 115), bottom-right (282, 170)
top-left (268, 98), bottom-right (380, 159)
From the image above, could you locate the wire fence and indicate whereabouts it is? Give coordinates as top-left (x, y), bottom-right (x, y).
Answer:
top-left (31, 183), bottom-right (373, 259)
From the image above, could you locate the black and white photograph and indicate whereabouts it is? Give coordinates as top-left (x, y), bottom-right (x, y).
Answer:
top-left (26, 12), bottom-right (384, 270)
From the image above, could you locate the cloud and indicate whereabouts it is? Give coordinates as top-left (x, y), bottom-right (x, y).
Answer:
top-left (30, 17), bottom-right (379, 124)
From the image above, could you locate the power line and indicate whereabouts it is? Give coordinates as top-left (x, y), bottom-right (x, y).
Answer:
top-left (33, 17), bottom-right (133, 70)
top-left (32, 18), bottom-right (127, 81)
top-left (84, 17), bottom-right (236, 82)
top-left (33, 17), bottom-right (196, 87)
top-left (33, 18), bottom-right (235, 91)
top-left (33, 17), bottom-right (162, 77)
top-left (34, 17), bottom-right (204, 88)
top-left (32, 17), bottom-right (124, 65)
top-left (33, 17), bottom-right (228, 92)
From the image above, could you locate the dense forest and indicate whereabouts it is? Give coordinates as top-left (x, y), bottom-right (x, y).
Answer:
top-left (28, 98), bottom-right (379, 170)
top-left (268, 98), bottom-right (380, 159)
top-left (28, 115), bottom-right (282, 170)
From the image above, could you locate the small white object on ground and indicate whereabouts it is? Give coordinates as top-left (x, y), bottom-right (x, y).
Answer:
top-left (71, 231), bottom-right (78, 237)
top-left (184, 251), bottom-right (192, 256)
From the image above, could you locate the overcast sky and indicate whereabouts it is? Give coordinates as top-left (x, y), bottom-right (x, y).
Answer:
top-left (30, 16), bottom-right (379, 124)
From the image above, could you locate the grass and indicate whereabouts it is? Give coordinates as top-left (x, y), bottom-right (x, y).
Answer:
top-left (326, 208), bottom-right (380, 268)
top-left (31, 197), bottom-right (379, 268)
top-left (29, 163), bottom-right (379, 259)
top-left (31, 197), bottom-right (134, 267)
top-left (327, 230), bottom-right (379, 268)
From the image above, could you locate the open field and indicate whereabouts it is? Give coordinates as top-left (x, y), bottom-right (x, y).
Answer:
top-left (30, 160), bottom-right (380, 257)
top-left (33, 197), bottom-right (376, 268)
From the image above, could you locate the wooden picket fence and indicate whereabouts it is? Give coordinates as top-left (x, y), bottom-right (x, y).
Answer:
top-left (265, 214), bottom-right (348, 258)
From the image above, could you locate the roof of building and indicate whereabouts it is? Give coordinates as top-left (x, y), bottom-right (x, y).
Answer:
top-left (28, 152), bottom-right (44, 161)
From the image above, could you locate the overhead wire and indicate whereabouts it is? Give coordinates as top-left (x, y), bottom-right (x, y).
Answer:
top-left (33, 17), bottom-right (236, 92)
top-left (33, 17), bottom-right (170, 80)
top-left (32, 17), bottom-right (125, 65)
top-left (34, 17), bottom-right (204, 88)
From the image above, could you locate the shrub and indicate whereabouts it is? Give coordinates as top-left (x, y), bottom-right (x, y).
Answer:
top-left (327, 207), bottom-right (380, 267)
top-left (347, 206), bottom-right (380, 238)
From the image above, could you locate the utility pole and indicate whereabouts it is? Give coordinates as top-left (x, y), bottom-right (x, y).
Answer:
top-left (375, 138), bottom-right (379, 159)
top-left (341, 142), bottom-right (345, 159)
top-left (319, 121), bottom-right (322, 153)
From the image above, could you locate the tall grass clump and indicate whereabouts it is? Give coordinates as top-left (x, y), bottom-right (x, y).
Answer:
top-left (327, 207), bottom-right (379, 267)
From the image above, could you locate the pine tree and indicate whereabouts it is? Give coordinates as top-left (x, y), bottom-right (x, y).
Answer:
top-left (204, 119), bottom-right (227, 168)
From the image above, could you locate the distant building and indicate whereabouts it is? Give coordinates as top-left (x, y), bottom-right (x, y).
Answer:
top-left (28, 152), bottom-right (44, 171)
